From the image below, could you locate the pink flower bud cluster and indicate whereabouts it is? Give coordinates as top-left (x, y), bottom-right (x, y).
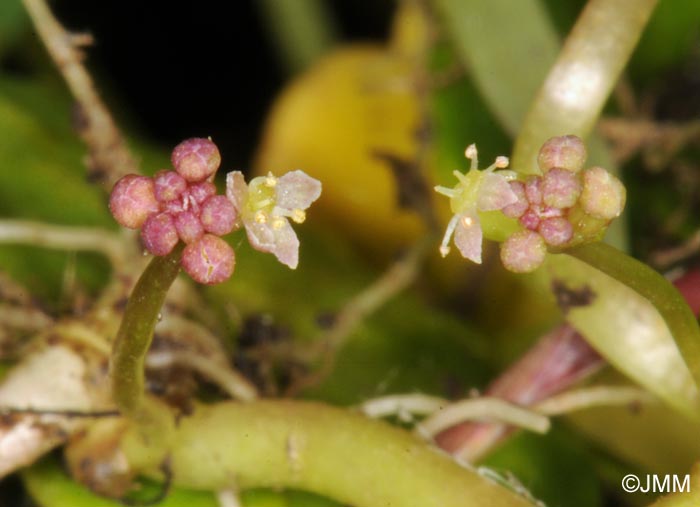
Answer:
top-left (499, 135), bottom-right (625, 273)
top-left (109, 138), bottom-right (236, 284)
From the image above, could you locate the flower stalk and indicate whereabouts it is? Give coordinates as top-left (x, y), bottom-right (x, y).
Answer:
top-left (110, 244), bottom-right (183, 417)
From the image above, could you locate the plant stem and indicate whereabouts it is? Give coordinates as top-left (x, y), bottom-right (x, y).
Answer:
top-left (567, 243), bottom-right (700, 393)
top-left (22, 0), bottom-right (139, 188)
top-left (120, 399), bottom-right (537, 507)
top-left (512, 0), bottom-right (659, 173)
top-left (0, 219), bottom-right (126, 265)
top-left (110, 245), bottom-right (183, 417)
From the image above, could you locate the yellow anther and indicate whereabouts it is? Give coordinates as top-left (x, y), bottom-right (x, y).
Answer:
top-left (494, 156), bottom-right (509, 168)
top-left (272, 217), bottom-right (286, 230)
top-left (265, 172), bottom-right (278, 188)
top-left (462, 216), bottom-right (474, 227)
top-left (464, 144), bottom-right (477, 160)
top-left (291, 209), bottom-right (306, 223)
top-left (255, 211), bottom-right (268, 224)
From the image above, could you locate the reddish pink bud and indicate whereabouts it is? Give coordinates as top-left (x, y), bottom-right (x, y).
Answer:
top-left (537, 135), bottom-right (586, 173)
top-left (189, 181), bottom-right (217, 203)
top-left (500, 230), bottom-right (547, 273)
top-left (200, 195), bottom-right (236, 235)
top-left (109, 175), bottom-right (159, 229)
top-left (174, 211), bottom-right (204, 244)
top-left (502, 181), bottom-right (528, 218)
top-left (538, 217), bottom-right (573, 246)
top-left (141, 213), bottom-right (179, 255)
top-left (163, 198), bottom-right (185, 214)
top-left (519, 209), bottom-right (540, 230)
top-left (171, 138), bottom-right (221, 182)
top-left (542, 168), bottom-right (581, 208)
top-left (539, 205), bottom-right (565, 219)
top-left (153, 170), bottom-right (187, 202)
top-left (524, 176), bottom-right (542, 205)
top-left (182, 234), bottom-right (235, 285)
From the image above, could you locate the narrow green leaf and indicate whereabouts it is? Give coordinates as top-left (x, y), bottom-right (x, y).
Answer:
top-left (546, 244), bottom-right (700, 418)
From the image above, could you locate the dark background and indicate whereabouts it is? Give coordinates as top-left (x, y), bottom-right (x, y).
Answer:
top-left (49, 1), bottom-right (395, 168)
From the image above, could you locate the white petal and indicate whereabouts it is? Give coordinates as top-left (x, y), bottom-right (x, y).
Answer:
top-left (244, 218), bottom-right (300, 269)
top-left (225, 171), bottom-right (248, 214)
top-left (453, 210), bottom-right (483, 264)
top-left (270, 220), bottom-right (300, 269)
top-left (478, 172), bottom-right (518, 211)
top-left (244, 220), bottom-right (276, 253)
top-left (276, 170), bottom-right (322, 211)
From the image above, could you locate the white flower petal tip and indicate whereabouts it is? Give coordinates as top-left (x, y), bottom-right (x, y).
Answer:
top-left (454, 211), bottom-right (482, 264)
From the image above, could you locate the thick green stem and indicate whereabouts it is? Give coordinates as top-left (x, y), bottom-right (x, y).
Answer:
top-left (512, 0), bottom-right (659, 173)
top-left (120, 399), bottom-right (536, 507)
top-left (567, 243), bottom-right (700, 393)
top-left (110, 245), bottom-right (183, 417)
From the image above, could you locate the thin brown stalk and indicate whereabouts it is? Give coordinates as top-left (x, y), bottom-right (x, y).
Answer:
top-left (22, 0), bottom-right (139, 189)
top-left (0, 219), bottom-right (126, 265)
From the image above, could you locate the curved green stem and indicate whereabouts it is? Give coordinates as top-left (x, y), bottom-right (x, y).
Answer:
top-left (512, 0), bottom-right (659, 173)
top-left (110, 245), bottom-right (183, 417)
top-left (120, 399), bottom-right (537, 507)
top-left (567, 243), bottom-right (700, 391)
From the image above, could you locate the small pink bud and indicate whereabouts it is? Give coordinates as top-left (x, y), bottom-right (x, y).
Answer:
top-left (153, 170), bottom-right (187, 202)
top-left (171, 138), bottom-right (221, 182)
top-left (524, 176), bottom-right (543, 205)
top-left (141, 213), bottom-right (179, 256)
top-left (580, 167), bottom-right (626, 220)
top-left (200, 195), bottom-right (236, 236)
top-left (538, 217), bottom-right (573, 246)
top-left (182, 234), bottom-right (235, 285)
top-left (109, 175), bottom-right (159, 229)
top-left (502, 181), bottom-right (528, 218)
top-left (163, 198), bottom-right (185, 214)
top-left (537, 135), bottom-right (587, 173)
top-left (542, 168), bottom-right (581, 208)
top-left (500, 230), bottom-right (547, 273)
top-left (189, 181), bottom-right (217, 203)
top-left (174, 211), bottom-right (204, 244)
top-left (519, 209), bottom-right (541, 230)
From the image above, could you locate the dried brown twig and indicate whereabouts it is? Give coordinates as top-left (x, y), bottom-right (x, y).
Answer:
top-left (0, 219), bottom-right (127, 266)
top-left (22, 0), bottom-right (139, 189)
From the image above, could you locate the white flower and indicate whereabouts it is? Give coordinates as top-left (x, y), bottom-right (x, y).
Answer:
top-left (226, 170), bottom-right (322, 269)
top-left (434, 144), bottom-right (517, 263)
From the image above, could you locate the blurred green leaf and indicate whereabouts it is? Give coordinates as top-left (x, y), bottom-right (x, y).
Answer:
top-left (567, 372), bottom-right (700, 475)
top-left (23, 458), bottom-right (217, 507)
top-left (430, 44), bottom-right (511, 180)
top-left (630, 0), bottom-right (700, 82)
top-left (0, 0), bottom-right (27, 57)
top-left (0, 76), bottom-right (167, 301)
top-left (433, 0), bottom-right (560, 136)
top-left (547, 245), bottom-right (700, 418)
top-left (482, 426), bottom-right (602, 507)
